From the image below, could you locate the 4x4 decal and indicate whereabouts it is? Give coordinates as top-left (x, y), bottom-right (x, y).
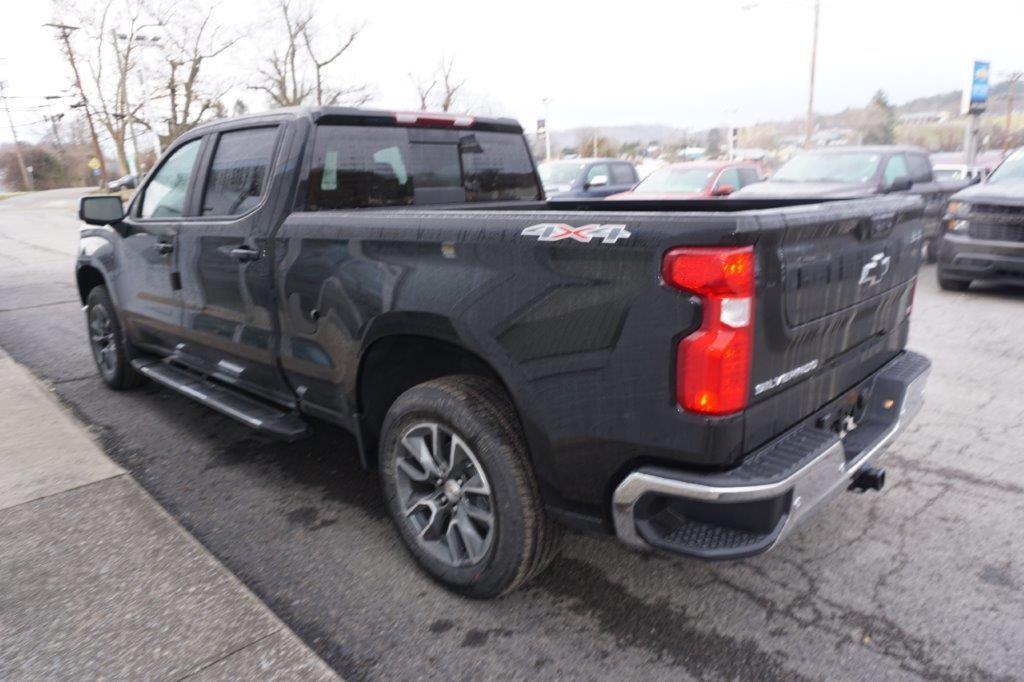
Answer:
top-left (521, 223), bottom-right (632, 244)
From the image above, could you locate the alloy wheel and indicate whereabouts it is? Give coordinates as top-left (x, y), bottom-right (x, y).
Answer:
top-left (88, 303), bottom-right (117, 376)
top-left (393, 422), bottom-right (495, 567)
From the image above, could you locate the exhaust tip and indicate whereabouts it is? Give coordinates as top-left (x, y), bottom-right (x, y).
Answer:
top-left (849, 465), bottom-right (886, 493)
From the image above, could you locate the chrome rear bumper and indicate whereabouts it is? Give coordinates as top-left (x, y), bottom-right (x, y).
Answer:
top-left (612, 351), bottom-right (930, 559)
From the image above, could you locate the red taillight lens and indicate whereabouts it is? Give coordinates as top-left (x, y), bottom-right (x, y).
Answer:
top-left (663, 246), bottom-right (755, 416)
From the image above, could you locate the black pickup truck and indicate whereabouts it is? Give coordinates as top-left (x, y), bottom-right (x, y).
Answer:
top-left (76, 107), bottom-right (930, 597)
top-left (937, 148), bottom-right (1024, 291)
top-left (735, 145), bottom-right (968, 262)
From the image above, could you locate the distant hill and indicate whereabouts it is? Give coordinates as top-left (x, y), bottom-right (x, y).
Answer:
top-left (540, 81), bottom-right (1023, 152)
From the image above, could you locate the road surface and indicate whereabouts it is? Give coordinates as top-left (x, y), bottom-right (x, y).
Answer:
top-left (1, 188), bottom-right (1022, 680)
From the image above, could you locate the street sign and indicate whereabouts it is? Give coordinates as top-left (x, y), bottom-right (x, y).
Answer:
top-left (961, 60), bottom-right (990, 115)
top-left (87, 157), bottom-right (101, 170)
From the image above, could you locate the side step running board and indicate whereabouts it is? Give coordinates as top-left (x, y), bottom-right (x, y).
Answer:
top-left (131, 358), bottom-right (309, 442)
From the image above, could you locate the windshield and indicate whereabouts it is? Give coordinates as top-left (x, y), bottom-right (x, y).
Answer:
top-left (772, 151), bottom-right (881, 184)
top-left (539, 161), bottom-right (583, 187)
top-left (631, 167), bottom-right (713, 194)
top-left (988, 150), bottom-right (1024, 184)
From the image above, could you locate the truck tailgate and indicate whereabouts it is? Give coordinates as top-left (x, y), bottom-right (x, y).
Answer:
top-left (744, 196), bottom-right (924, 448)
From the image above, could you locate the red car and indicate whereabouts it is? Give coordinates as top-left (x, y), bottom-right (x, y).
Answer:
top-left (606, 161), bottom-right (762, 199)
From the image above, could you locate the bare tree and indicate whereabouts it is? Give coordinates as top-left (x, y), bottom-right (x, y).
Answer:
top-left (253, 0), bottom-right (367, 108)
top-left (91, 1), bottom-right (159, 175)
top-left (410, 55), bottom-right (466, 112)
top-left (157, 6), bottom-right (238, 144)
top-left (437, 55), bottom-right (464, 112)
top-left (301, 21), bottom-right (367, 105)
top-left (411, 73), bottom-right (436, 110)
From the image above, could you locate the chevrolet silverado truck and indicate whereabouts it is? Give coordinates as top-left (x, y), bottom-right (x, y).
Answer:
top-left (76, 107), bottom-right (930, 598)
top-left (937, 148), bottom-right (1024, 291)
top-left (735, 145), bottom-right (969, 262)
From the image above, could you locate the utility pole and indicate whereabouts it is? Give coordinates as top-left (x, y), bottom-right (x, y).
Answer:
top-left (542, 97), bottom-right (552, 161)
top-left (1003, 72), bottom-right (1022, 158)
top-left (804, 0), bottom-right (820, 148)
top-left (0, 79), bottom-right (33, 191)
top-left (46, 22), bottom-right (108, 185)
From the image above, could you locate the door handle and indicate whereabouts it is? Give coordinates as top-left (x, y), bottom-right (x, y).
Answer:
top-left (156, 241), bottom-right (174, 255)
top-left (229, 245), bottom-right (261, 263)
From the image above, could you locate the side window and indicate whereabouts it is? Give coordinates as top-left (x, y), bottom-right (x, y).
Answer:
top-left (610, 164), bottom-right (636, 185)
top-left (140, 139), bottom-right (202, 219)
top-left (883, 154), bottom-right (909, 185)
top-left (201, 127), bottom-right (279, 216)
top-left (715, 168), bottom-right (741, 190)
top-left (586, 164), bottom-right (610, 184)
top-left (907, 154), bottom-right (933, 183)
top-left (738, 167), bottom-right (760, 186)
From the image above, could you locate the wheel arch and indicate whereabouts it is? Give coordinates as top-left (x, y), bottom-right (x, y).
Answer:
top-left (76, 264), bottom-right (108, 305)
top-left (355, 330), bottom-right (517, 469)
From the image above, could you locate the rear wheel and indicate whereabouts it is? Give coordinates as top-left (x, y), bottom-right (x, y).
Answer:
top-left (379, 375), bottom-right (561, 598)
top-left (86, 286), bottom-right (145, 389)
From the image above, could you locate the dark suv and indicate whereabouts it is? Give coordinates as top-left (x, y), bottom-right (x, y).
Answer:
top-left (538, 158), bottom-right (639, 198)
top-left (937, 149), bottom-right (1024, 291)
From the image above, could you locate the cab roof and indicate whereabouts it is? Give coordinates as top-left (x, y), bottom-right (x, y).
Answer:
top-left (190, 106), bottom-right (524, 135)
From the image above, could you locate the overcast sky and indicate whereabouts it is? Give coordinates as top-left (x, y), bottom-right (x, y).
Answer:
top-left (0, 0), bottom-right (1020, 145)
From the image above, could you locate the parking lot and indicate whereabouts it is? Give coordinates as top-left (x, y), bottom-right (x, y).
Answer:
top-left (2, 188), bottom-right (1023, 680)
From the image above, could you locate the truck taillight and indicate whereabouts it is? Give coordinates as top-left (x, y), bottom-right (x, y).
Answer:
top-left (662, 246), bottom-right (754, 416)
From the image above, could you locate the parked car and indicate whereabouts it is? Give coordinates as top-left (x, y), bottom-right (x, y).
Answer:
top-left (106, 174), bottom-right (138, 192)
top-left (604, 161), bottom-right (761, 199)
top-left (937, 148), bottom-right (1024, 291)
top-left (76, 107), bottom-right (930, 597)
top-left (932, 163), bottom-right (988, 184)
top-left (538, 158), bottom-right (638, 198)
top-left (735, 146), bottom-right (968, 262)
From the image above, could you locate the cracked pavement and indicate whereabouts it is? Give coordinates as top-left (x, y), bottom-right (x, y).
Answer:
top-left (1, 188), bottom-right (1022, 680)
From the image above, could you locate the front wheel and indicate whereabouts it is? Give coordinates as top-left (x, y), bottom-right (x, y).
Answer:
top-left (379, 375), bottom-right (562, 598)
top-left (85, 286), bottom-right (145, 389)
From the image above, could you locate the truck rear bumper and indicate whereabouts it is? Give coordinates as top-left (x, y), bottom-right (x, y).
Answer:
top-left (611, 351), bottom-right (930, 560)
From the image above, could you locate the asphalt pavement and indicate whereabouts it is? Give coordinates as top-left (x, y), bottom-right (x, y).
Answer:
top-left (1, 188), bottom-right (1022, 680)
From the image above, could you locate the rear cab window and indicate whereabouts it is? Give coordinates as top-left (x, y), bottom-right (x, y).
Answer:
top-left (305, 125), bottom-right (540, 210)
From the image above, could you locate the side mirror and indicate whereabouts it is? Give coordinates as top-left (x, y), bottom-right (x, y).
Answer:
top-left (712, 184), bottom-right (735, 196)
top-left (586, 174), bottom-right (608, 189)
top-left (79, 195), bottom-right (125, 225)
top-left (886, 176), bottom-right (913, 193)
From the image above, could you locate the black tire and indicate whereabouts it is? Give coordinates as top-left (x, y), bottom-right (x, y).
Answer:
top-left (85, 286), bottom-right (145, 389)
top-left (937, 272), bottom-right (971, 292)
top-left (924, 238), bottom-right (939, 264)
top-left (379, 374), bottom-right (562, 598)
